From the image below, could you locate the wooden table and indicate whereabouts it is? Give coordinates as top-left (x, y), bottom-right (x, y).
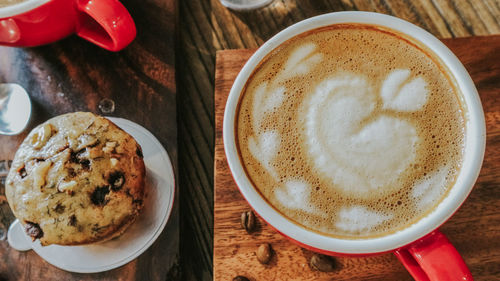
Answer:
top-left (0, 0), bottom-right (499, 280)
top-left (0, 0), bottom-right (179, 280)
top-left (178, 1), bottom-right (500, 280)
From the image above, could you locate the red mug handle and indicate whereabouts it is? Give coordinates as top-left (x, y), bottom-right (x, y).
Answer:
top-left (394, 230), bottom-right (473, 281)
top-left (76, 0), bottom-right (136, 51)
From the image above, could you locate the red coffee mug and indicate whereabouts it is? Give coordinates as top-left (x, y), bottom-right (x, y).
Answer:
top-left (224, 12), bottom-right (485, 281)
top-left (0, 0), bottom-right (136, 51)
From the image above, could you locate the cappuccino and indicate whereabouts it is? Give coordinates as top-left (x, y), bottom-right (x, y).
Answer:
top-left (0, 0), bottom-right (27, 7)
top-left (236, 24), bottom-right (465, 238)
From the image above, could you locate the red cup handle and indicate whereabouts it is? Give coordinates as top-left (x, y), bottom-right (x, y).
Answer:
top-left (76, 0), bottom-right (136, 51)
top-left (394, 230), bottom-right (473, 281)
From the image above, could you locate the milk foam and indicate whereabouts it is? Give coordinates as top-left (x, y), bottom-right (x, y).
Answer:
top-left (275, 180), bottom-right (316, 213)
top-left (237, 24), bottom-right (465, 238)
top-left (413, 165), bottom-right (450, 209)
top-left (279, 43), bottom-right (323, 79)
top-left (381, 69), bottom-right (428, 111)
top-left (248, 130), bottom-right (280, 179)
top-left (335, 206), bottom-right (393, 233)
top-left (247, 42), bottom-right (326, 181)
top-left (252, 83), bottom-right (285, 130)
top-left (304, 72), bottom-right (423, 197)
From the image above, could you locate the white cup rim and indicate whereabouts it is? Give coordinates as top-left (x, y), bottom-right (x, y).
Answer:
top-left (0, 0), bottom-right (50, 19)
top-left (223, 11), bottom-right (486, 254)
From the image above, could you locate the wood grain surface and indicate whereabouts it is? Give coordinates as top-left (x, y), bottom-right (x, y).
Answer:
top-left (0, 0), bottom-right (498, 280)
top-left (213, 35), bottom-right (500, 281)
top-left (177, 1), bottom-right (500, 279)
top-left (0, 0), bottom-right (179, 280)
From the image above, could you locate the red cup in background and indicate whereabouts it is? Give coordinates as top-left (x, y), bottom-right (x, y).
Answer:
top-left (0, 0), bottom-right (136, 51)
top-left (223, 12), bottom-right (485, 281)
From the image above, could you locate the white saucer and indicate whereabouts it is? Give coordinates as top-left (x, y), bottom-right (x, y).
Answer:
top-left (7, 117), bottom-right (175, 273)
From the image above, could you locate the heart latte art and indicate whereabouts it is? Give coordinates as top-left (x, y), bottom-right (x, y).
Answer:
top-left (237, 24), bottom-right (465, 238)
top-left (304, 70), bottom-right (427, 198)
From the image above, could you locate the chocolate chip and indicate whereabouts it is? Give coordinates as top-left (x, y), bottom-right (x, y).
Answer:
top-left (132, 199), bottom-right (143, 205)
top-left (90, 186), bottom-right (110, 206)
top-left (88, 140), bottom-right (100, 148)
top-left (108, 171), bottom-right (125, 191)
top-left (70, 149), bottom-right (91, 170)
top-left (24, 221), bottom-right (43, 240)
top-left (18, 166), bottom-right (27, 178)
top-left (233, 277), bottom-right (250, 281)
top-left (68, 215), bottom-right (77, 226)
top-left (67, 168), bottom-right (76, 178)
top-left (53, 203), bottom-right (65, 214)
top-left (80, 159), bottom-right (90, 170)
top-left (136, 146), bottom-right (143, 158)
top-left (69, 149), bottom-right (84, 163)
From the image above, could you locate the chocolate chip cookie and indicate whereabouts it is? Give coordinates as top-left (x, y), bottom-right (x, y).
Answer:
top-left (6, 112), bottom-right (145, 246)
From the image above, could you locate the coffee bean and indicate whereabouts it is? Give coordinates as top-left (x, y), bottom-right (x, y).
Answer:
top-left (256, 243), bottom-right (273, 264)
top-left (310, 254), bottom-right (336, 272)
top-left (241, 211), bottom-right (256, 233)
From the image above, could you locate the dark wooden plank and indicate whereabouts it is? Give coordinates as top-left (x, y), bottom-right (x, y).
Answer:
top-left (213, 35), bottom-right (500, 280)
top-left (177, 1), bottom-right (500, 280)
top-left (0, 0), bottom-right (179, 280)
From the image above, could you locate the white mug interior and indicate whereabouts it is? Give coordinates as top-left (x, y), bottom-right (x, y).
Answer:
top-left (223, 11), bottom-right (486, 254)
top-left (0, 0), bottom-right (49, 18)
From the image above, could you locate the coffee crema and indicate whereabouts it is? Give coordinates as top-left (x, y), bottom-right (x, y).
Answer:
top-left (236, 24), bottom-right (465, 238)
top-left (0, 0), bottom-right (27, 7)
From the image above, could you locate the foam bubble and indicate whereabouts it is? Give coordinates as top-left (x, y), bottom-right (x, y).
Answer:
top-left (335, 206), bottom-right (392, 233)
top-left (381, 69), bottom-right (428, 111)
top-left (275, 180), bottom-right (316, 213)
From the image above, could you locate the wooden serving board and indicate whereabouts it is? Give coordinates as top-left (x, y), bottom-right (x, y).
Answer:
top-left (214, 35), bottom-right (500, 281)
